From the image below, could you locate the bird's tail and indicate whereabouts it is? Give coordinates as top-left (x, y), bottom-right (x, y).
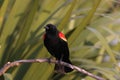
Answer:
top-left (54, 59), bottom-right (73, 73)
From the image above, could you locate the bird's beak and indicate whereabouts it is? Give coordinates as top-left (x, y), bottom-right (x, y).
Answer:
top-left (44, 26), bottom-right (49, 30)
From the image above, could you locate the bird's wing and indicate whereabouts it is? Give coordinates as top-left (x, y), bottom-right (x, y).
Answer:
top-left (58, 32), bottom-right (70, 58)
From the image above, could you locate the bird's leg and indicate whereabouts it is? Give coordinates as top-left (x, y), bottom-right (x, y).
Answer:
top-left (54, 55), bottom-right (65, 74)
top-left (59, 55), bottom-right (65, 73)
top-left (55, 61), bottom-right (65, 74)
top-left (48, 56), bottom-right (55, 63)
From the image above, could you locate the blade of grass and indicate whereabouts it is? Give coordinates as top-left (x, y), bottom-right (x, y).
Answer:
top-left (87, 27), bottom-right (117, 64)
top-left (0, 0), bottom-right (31, 61)
top-left (58, 0), bottom-right (77, 30)
top-left (0, 0), bottom-right (9, 29)
top-left (0, 0), bottom-right (10, 61)
top-left (12, 0), bottom-right (39, 56)
top-left (68, 0), bottom-right (102, 45)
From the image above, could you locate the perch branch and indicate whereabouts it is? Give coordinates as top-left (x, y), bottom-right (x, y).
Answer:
top-left (0, 58), bottom-right (105, 80)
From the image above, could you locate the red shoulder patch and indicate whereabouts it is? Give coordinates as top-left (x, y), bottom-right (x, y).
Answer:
top-left (58, 32), bottom-right (67, 42)
top-left (43, 33), bottom-right (46, 40)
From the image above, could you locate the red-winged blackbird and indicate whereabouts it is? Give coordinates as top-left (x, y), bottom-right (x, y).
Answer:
top-left (43, 24), bottom-right (73, 73)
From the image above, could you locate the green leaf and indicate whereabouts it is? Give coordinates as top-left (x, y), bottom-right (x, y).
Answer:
top-left (58, 0), bottom-right (77, 30)
top-left (4, 73), bottom-right (13, 80)
top-left (68, 0), bottom-right (102, 45)
top-left (87, 27), bottom-right (117, 64)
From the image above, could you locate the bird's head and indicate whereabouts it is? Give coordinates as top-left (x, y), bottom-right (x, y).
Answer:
top-left (44, 24), bottom-right (58, 34)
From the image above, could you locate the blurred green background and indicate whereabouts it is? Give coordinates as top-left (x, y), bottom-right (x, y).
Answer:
top-left (0, 0), bottom-right (120, 80)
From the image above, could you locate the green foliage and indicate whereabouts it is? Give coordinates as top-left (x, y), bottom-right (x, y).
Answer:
top-left (0, 0), bottom-right (120, 80)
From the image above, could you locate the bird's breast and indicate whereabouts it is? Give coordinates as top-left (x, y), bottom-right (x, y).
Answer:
top-left (46, 35), bottom-right (59, 46)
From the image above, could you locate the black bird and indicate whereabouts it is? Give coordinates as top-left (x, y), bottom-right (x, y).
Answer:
top-left (43, 24), bottom-right (73, 73)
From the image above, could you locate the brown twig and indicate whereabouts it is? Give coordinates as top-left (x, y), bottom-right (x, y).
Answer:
top-left (0, 58), bottom-right (105, 80)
